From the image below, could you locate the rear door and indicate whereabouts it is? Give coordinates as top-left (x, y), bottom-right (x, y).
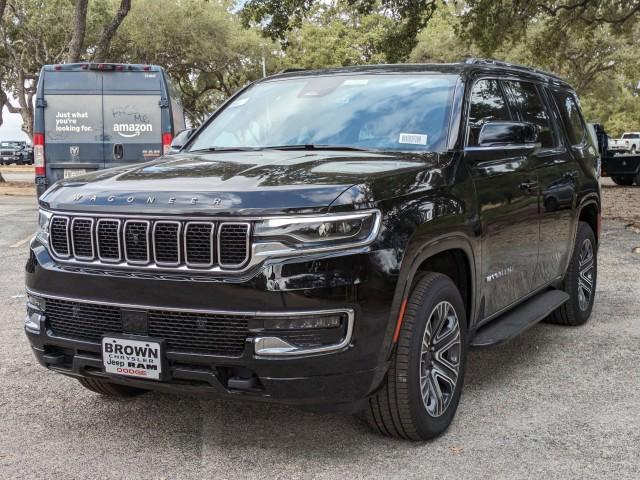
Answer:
top-left (102, 72), bottom-right (163, 167)
top-left (464, 78), bottom-right (540, 318)
top-left (43, 71), bottom-right (104, 180)
top-left (502, 80), bottom-right (576, 288)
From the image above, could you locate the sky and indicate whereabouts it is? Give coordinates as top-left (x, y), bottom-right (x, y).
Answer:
top-left (0, 106), bottom-right (30, 143)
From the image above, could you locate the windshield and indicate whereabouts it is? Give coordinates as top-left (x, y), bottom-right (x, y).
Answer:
top-left (0, 141), bottom-right (24, 148)
top-left (188, 74), bottom-right (457, 153)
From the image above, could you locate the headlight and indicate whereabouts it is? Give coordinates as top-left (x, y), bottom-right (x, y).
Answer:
top-left (36, 209), bottom-right (53, 244)
top-left (254, 210), bottom-right (380, 252)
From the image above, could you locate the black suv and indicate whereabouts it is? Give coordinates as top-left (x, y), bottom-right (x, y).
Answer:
top-left (25, 60), bottom-right (600, 440)
top-left (0, 140), bottom-right (31, 165)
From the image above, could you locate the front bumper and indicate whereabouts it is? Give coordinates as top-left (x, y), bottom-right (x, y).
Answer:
top-left (25, 239), bottom-right (399, 409)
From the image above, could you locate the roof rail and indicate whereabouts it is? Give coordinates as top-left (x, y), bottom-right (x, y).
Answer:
top-left (463, 58), bottom-right (564, 81)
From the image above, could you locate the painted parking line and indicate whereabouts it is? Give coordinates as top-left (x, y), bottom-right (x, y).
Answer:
top-left (10, 234), bottom-right (34, 248)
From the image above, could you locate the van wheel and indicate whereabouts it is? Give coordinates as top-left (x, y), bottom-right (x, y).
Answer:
top-left (365, 273), bottom-right (467, 440)
top-left (78, 377), bottom-right (148, 398)
top-left (548, 222), bottom-right (597, 326)
top-left (611, 176), bottom-right (634, 186)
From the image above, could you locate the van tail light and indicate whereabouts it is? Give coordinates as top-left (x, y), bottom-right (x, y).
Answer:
top-left (162, 132), bottom-right (173, 155)
top-left (34, 133), bottom-right (45, 176)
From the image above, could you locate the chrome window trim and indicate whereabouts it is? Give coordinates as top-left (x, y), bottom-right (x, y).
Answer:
top-left (49, 215), bottom-right (71, 259)
top-left (70, 217), bottom-right (95, 261)
top-left (152, 220), bottom-right (182, 267)
top-left (184, 221), bottom-right (215, 268)
top-left (96, 218), bottom-right (122, 263)
top-left (217, 222), bottom-right (251, 269)
top-left (123, 219), bottom-right (151, 265)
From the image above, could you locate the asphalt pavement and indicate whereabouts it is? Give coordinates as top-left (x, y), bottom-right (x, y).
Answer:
top-left (0, 194), bottom-right (638, 479)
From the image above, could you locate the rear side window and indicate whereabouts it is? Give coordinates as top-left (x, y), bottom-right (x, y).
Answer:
top-left (103, 95), bottom-right (161, 143)
top-left (44, 95), bottom-right (103, 142)
top-left (467, 80), bottom-right (511, 146)
top-left (503, 81), bottom-right (556, 148)
top-left (553, 91), bottom-right (587, 145)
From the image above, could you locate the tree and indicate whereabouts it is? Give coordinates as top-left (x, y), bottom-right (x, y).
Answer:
top-left (110, 0), bottom-right (270, 124)
top-left (242, 0), bottom-right (440, 62)
top-left (0, 0), bottom-right (131, 140)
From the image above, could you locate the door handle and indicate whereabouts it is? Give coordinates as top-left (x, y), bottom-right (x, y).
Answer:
top-left (113, 143), bottom-right (123, 160)
top-left (518, 180), bottom-right (538, 192)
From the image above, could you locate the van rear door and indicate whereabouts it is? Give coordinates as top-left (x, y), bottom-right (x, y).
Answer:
top-left (102, 72), bottom-right (163, 167)
top-left (43, 71), bottom-right (105, 179)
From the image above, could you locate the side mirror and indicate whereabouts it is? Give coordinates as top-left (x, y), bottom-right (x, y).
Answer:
top-left (169, 128), bottom-right (196, 153)
top-left (478, 121), bottom-right (539, 147)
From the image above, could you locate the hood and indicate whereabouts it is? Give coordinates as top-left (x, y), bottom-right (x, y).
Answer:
top-left (41, 150), bottom-right (447, 215)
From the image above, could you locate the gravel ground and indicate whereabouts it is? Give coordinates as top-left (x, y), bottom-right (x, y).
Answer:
top-left (1, 188), bottom-right (639, 480)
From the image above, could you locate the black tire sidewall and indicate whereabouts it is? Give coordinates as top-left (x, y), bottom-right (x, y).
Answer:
top-left (404, 276), bottom-right (468, 438)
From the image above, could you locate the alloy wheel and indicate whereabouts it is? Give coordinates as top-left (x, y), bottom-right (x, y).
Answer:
top-left (419, 301), bottom-right (461, 417)
top-left (577, 238), bottom-right (595, 311)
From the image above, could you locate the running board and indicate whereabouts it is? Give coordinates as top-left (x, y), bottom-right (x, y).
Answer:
top-left (470, 290), bottom-right (570, 347)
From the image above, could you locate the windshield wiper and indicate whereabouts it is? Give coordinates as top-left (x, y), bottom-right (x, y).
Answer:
top-left (189, 147), bottom-right (262, 153)
top-left (261, 144), bottom-right (373, 152)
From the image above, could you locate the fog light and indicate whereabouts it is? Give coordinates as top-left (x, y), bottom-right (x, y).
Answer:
top-left (27, 293), bottom-right (46, 311)
top-left (24, 311), bottom-right (43, 334)
top-left (265, 314), bottom-right (343, 330)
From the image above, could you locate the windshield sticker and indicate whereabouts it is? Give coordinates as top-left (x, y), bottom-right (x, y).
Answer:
top-left (55, 111), bottom-right (93, 134)
top-left (343, 79), bottom-right (369, 86)
top-left (229, 97), bottom-right (249, 108)
top-left (399, 133), bottom-right (428, 145)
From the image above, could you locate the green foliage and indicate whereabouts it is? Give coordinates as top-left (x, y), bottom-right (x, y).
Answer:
top-left (110, 0), bottom-right (271, 124)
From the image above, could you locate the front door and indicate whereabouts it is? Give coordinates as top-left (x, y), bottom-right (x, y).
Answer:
top-left (464, 79), bottom-right (540, 318)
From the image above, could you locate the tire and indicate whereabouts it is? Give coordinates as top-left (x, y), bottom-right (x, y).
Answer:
top-left (365, 272), bottom-right (467, 440)
top-left (631, 145), bottom-right (637, 154)
top-left (78, 377), bottom-right (148, 398)
top-left (611, 176), bottom-right (634, 186)
top-left (548, 221), bottom-right (597, 326)
top-left (635, 172), bottom-right (640, 186)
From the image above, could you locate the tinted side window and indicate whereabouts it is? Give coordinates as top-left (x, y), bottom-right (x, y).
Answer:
top-left (504, 81), bottom-right (555, 148)
top-left (553, 91), bottom-right (587, 145)
top-left (467, 80), bottom-right (511, 146)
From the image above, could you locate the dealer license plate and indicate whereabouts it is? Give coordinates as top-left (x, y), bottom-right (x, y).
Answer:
top-left (102, 336), bottom-right (162, 380)
top-left (63, 169), bottom-right (86, 178)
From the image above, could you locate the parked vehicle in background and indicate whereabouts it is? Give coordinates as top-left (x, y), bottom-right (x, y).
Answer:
top-left (34, 63), bottom-right (186, 197)
top-left (26, 60), bottom-right (601, 441)
top-left (0, 140), bottom-right (32, 165)
top-left (597, 125), bottom-right (640, 185)
top-left (609, 132), bottom-right (640, 154)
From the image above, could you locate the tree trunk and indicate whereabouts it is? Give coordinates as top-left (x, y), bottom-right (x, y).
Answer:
top-left (93, 0), bottom-right (132, 62)
top-left (67, 0), bottom-right (89, 63)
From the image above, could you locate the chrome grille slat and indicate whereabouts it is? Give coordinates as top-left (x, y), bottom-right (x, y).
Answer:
top-left (47, 215), bottom-right (251, 272)
top-left (71, 218), bottom-right (95, 260)
top-left (96, 219), bottom-right (122, 262)
top-left (50, 216), bottom-right (70, 257)
top-left (218, 223), bottom-right (250, 268)
top-left (124, 220), bottom-right (151, 264)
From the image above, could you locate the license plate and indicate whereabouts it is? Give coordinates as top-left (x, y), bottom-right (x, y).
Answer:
top-left (102, 336), bottom-right (162, 380)
top-left (64, 169), bottom-right (86, 178)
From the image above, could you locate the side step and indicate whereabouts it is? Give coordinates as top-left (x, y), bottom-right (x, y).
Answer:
top-left (470, 290), bottom-right (570, 347)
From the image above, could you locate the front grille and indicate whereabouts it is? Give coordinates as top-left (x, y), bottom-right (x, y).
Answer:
top-left (124, 221), bottom-right (150, 263)
top-left (71, 218), bottom-right (94, 259)
top-left (153, 221), bottom-right (180, 265)
top-left (45, 298), bottom-right (250, 356)
top-left (97, 220), bottom-right (121, 261)
top-left (219, 223), bottom-right (250, 267)
top-left (49, 214), bottom-right (251, 272)
top-left (50, 217), bottom-right (70, 256)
